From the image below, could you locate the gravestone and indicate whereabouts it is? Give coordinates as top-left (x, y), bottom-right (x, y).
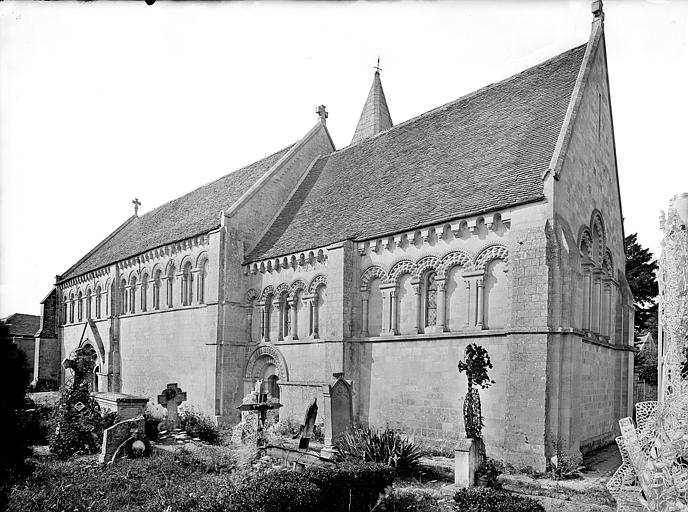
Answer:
top-left (157, 383), bottom-right (187, 429)
top-left (321, 373), bottom-right (353, 458)
top-left (99, 415), bottom-right (146, 464)
top-left (298, 399), bottom-right (319, 450)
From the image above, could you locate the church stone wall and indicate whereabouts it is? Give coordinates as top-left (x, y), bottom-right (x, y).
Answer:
top-left (119, 306), bottom-right (218, 413)
top-left (545, 33), bottom-right (634, 457)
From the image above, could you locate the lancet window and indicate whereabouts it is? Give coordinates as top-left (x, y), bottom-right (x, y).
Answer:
top-left (182, 262), bottom-right (193, 306)
top-left (95, 286), bottom-right (102, 319)
top-left (119, 278), bottom-right (127, 315)
top-left (198, 259), bottom-right (207, 304)
top-left (69, 293), bottom-right (75, 323)
top-left (153, 270), bottom-right (162, 310)
top-left (85, 288), bottom-right (92, 319)
top-left (424, 272), bottom-right (438, 328)
top-left (77, 291), bottom-right (83, 322)
top-left (141, 274), bottom-right (148, 312)
top-left (166, 265), bottom-right (175, 308)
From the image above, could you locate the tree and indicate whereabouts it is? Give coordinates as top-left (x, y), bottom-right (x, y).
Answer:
top-left (624, 233), bottom-right (658, 337)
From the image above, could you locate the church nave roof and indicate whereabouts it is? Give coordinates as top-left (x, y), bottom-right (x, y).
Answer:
top-left (247, 43), bottom-right (587, 262)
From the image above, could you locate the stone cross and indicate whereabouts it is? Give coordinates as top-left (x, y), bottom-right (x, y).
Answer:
top-left (316, 105), bottom-right (328, 125)
top-left (132, 198), bottom-right (141, 216)
top-left (157, 383), bottom-right (187, 429)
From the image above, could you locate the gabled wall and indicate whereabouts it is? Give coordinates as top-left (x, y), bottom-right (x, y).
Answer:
top-left (546, 23), bottom-right (635, 456)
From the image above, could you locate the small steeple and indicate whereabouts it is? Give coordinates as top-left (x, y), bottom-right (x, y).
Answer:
top-left (351, 59), bottom-right (393, 145)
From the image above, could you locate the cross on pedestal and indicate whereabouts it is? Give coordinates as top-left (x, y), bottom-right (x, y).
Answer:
top-left (157, 383), bottom-right (187, 429)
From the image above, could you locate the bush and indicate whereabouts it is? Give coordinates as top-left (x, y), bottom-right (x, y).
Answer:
top-left (179, 407), bottom-right (222, 445)
top-left (143, 402), bottom-right (167, 441)
top-left (231, 468), bottom-right (321, 512)
top-left (376, 489), bottom-right (444, 512)
top-left (6, 452), bottom-right (235, 512)
top-left (0, 321), bottom-right (31, 509)
top-left (336, 425), bottom-right (425, 476)
top-left (174, 445), bottom-right (236, 474)
top-left (453, 488), bottom-right (545, 512)
top-left (305, 460), bottom-right (395, 512)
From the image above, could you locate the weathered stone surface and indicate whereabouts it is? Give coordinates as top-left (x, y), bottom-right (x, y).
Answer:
top-left (99, 416), bottom-right (145, 464)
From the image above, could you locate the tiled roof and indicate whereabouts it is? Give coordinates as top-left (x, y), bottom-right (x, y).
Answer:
top-left (1, 313), bottom-right (41, 337)
top-left (351, 71), bottom-right (393, 144)
top-left (60, 145), bottom-right (294, 281)
top-left (247, 44), bottom-right (587, 262)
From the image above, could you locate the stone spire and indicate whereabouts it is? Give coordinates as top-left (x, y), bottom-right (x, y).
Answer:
top-left (350, 66), bottom-right (393, 145)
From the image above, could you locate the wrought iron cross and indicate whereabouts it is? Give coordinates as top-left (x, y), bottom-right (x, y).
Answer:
top-left (374, 56), bottom-right (382, 73)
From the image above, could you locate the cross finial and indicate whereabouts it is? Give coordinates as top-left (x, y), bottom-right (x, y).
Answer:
top-left (132, 198), bottom-right (141, 216)
top-left (316, 105), bottom-right (328, 125)
top-left (374, 56), bottom-right (381, 74)
top-left (591, 0), bottom-right (604, 20)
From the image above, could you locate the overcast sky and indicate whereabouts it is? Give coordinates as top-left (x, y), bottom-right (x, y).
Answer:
top-left (1, 0), bottom-right (686, 318)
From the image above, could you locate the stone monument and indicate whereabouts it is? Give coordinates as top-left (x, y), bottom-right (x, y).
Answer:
top-left (321, 373), bottom-right (353, 458)
top-left (157, 383), bottom-right (187, 429)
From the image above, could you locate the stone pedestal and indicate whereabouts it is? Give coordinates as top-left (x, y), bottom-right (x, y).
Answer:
top-left (454, 437), bottom-right (483, 488)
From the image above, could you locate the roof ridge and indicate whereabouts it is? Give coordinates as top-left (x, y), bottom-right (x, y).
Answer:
top-left (134, 143), bottom-right (295, 223)
top-left (330, 43), bottom-right (587, 157)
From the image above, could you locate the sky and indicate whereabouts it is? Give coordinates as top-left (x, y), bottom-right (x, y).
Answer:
top-left (1, 0), bottom-right (687, 318)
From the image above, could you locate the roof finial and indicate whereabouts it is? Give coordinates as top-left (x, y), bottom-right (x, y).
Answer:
top-left (591, 0), bottom-right (604, 20)
top-left (316, 105), bottom-right (328, 125)
top-left (374, 56), bottom-right (381, 74)
top-left (132, 197), bottom-right (141, 216)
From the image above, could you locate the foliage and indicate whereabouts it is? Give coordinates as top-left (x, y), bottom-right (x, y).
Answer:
top-left (49, 348), bottom-right (110, 459)
top-left (457, 344), bottom-right (495, 439)
top-left (179, 407), bottom-right (222, 445)
top-left (269, 418), bottom-right (325, 443)
top-left (174, 445), bottom-right (236, 474)
top-left (477, 457), bottom-right (503, 486)
top-left (336, 425), bottom-right (425, 476)
top-left (231, 468), bottom-right (321, 512)
top-left (0, 320), bottom-right (31, 509)
top-left (453, 488), bottom-right (545, 512)
top-left (625, 233), bottom-right (659, 336)
top-left (547, 439), bottom-right (584, 480)
top-left (143, 402), bottom-right (167, 441)
top-left (17, 400), bottom-right (57, 445)
top-left (305, 460), bottom-right (395, 512)
top-left (457, 344), bottom-right (495, 389)
top-left (375, 489), bottom-right (445, 512)
top-left (5, 452), bottom-right (235, 512)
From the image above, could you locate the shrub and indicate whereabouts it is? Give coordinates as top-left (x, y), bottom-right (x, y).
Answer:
top-left (547, 439), bottom-right (584, 480)
top-left (477, 457), bottom-right (503, 487)
top-left (6, 452), bottom-right (235, 512)
top-left (305, 460), bottom-right (395, 512)
top-left (0, 321), bottom-right (30, 509)
top-left (336, 425), bottom-right (425, 476)
top-left (174, 445), bottom-right (236, 474)
top-left (453, 488), bottom-right (545, 512)
top-left (375, 489), bottom-right (445, 512)
top-left (143, 402), bottom-right (167, 441)
top-left (231, 468), bottom-right (321, 512)
top-left (179, 407), bottom-right (222, 445)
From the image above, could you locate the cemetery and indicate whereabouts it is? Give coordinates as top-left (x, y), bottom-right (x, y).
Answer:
top-left (1, 1), bottom-right (686, 510)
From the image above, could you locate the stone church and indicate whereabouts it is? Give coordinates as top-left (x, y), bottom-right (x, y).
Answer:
top-left (36, 3), bottom-right (634, 469)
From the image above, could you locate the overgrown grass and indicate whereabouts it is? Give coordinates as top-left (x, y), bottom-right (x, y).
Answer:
top-left (6, 452), bottom-right (234, 512)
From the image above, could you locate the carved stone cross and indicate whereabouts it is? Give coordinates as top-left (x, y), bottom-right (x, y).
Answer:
top-left (132, 198), bottom-right (141, 216)
top-left (316, 105), bottom-right (328, 125)
top-left (157, 383), bottom-right (187, 429)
